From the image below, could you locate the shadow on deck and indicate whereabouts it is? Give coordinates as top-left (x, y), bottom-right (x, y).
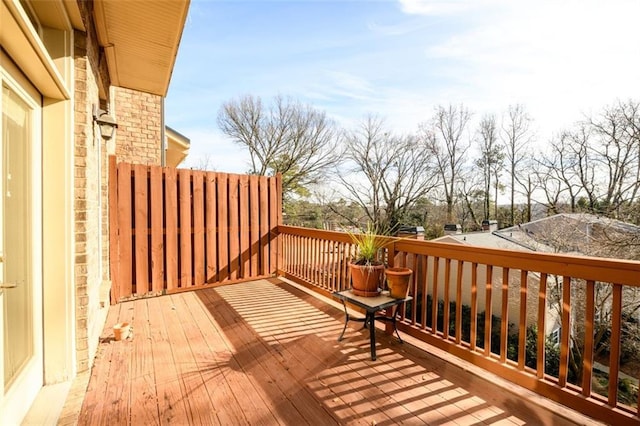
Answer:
top-left (67, 278), bottom-right (599, 425)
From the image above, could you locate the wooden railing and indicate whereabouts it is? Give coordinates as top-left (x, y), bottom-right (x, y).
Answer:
top-left (108, 157), bottom-right (282, 302)
top-left (278, 225), bottom-right (640, 424)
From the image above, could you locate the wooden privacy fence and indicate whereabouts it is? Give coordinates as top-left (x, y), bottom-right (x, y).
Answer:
top-left (109, 157), bottom-right (282, 303)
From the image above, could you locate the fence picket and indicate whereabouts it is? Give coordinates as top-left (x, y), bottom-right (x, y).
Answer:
top-left (249, 176), bottom-right (259, 276)
top-left (259, 176), bottom-right (269, 276)
top-left (193, 171), bottom-right (205, 286)
top-left (117, 162), bottom-right (133, 298)
top-left (217, 173), bottom-right (229, 282)
top-left (239, 175), bottom-right (250, 278)
top-left (165, 168), bottom-right (178, 291)
top-left (134, 164), bottom-right (149, 295)
top-left (228, 175), bottom-right (240, 280)
top-left (205, 172), bottom-right (217, 283)
top-left (179, 169), bottom-right (192, 288)
top-left (150, 166), bottom-right (164, 293)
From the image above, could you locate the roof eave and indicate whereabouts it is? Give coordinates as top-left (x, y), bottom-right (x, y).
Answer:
top-left (93, 0), bottom-right (190, 97)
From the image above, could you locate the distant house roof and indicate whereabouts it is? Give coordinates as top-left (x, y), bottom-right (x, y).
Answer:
top-left (165, 126), bottom-right (190, 167)
top-left (434, 213), bottom-right (640, 260)
top-left (433, 230), bottom-right (537, 252)
top-left (500, 213), bottom-right (640, 237)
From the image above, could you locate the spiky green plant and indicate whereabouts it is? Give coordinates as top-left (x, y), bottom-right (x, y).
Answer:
top-left (348, 223), bottom-right (389, 266)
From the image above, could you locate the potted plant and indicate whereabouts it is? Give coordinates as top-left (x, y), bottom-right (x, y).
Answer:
top-left (385, 267), bottom-right (412, 298)
top-left (348, 223), bottom-right (388, 297)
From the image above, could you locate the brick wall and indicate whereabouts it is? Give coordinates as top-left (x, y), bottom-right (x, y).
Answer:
top-left (74, 0), bottom-right (111, 373)
top-left (114, 87), bottom-right (162, 165)
top-left (72, 0), bottom-right (165, 374)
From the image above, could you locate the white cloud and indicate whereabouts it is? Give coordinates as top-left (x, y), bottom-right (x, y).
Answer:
top-left (406, 0), bottom-right (640, 139)
top-left (178, 127), bottom-right (251, 174)
top-left (398, 0), bottom-right (490, 16)
top-left (168, 0), bottom-right (640, 173)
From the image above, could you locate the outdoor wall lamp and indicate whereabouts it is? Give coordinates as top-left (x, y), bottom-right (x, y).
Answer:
top-left (93, 106), bottom-right (118, 140)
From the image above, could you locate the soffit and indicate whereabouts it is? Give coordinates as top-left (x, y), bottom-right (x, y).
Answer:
top-left (93, 0), bottom-right (189, 97)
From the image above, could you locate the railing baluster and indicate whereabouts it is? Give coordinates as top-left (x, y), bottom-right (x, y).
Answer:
top-left (559, 276), bottom-right (571, 387)
top-left (336, 241), bottom-right (343, 290)
top-left (443, 258), bottom-right (452, 339)
top-left (297, 235), bottom-right (303, 279)
top-left (325, 238), bottom-right (331, 290)
top-left (470, 262), bottom-right (478, 351)
top-left (537, 273), bottom-right (547, 379)
top-left (318, 237), bottom-right (323, 287)
top-left (582, 280), bottom-right (595, 397)
top-left (345, 242), bottom-right (353, 291)
top-left (518, 270), bottom-right (528, 370)
top-left (409, 253), bottom-right (418, 325)
top-left (431, 257), bottom-right (440, 334)
top-left (500, 267), bottom-right (509, 362)
top-left (323, 238), bottom-right (327, 289)
top-left (420, 254), bottom-right (428, 330)
top-left (303, 235), bottom-right (309, 281)
top-left (484, 265), bottom-right (493, 357)
top-left (455, 260), bottom-right (464, 344)
top-left (608, 284), bottom-right (623, 406)
top-left (313, 237), bottom-right (319, 288)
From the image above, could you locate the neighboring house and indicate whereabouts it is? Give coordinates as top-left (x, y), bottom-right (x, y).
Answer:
top-left (432, 224), bottom-right (547, 335)
top-left (494, 213), bottom-right (640, 261)
top-left (432, 213), bottom-right (640, 342)
top-left (0, 0), bottom-right (189, 423)
top-left (165, 125), bottom-right (191, 167)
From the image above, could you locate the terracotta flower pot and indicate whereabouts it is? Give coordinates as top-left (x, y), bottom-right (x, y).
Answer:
top-left (113, 322), bottom-right (130, 341)
top-left (350, 262), bottom-right (384, 297)
top-left (385, 267), bottom-right (412, 299)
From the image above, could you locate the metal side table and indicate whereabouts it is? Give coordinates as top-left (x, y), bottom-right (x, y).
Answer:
top-left (333, 289), bottom-right (412, 361)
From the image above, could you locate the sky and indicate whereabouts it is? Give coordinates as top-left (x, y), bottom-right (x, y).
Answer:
top-left (165, 0), bottom-right (640, 173)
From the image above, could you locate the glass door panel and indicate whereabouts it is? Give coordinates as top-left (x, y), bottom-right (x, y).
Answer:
top-left (2, 84), bottom-right (32, 389)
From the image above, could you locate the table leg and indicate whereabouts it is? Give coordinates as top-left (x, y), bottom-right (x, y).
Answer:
top-left (368, 312), bottom-right (377, 361)
top-left (392, 315), bottom-right (403, 343)
top-left (338, 300), bottom-right (349, 342)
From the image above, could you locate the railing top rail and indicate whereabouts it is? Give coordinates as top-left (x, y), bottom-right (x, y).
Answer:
top-left (394, 238), bottom-right (640, 286)
top-left (278, 225), bottom-right (640, 287)
top-left (278, 225), bottom-right (355, 244)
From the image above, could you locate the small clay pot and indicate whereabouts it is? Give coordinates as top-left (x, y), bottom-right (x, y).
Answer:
top-left (385, 267), bottom-right (412, 299)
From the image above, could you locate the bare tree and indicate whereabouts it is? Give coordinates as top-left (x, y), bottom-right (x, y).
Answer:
top-left (340, 115), bottom-right (439, 233)
top-left (456, 170), bottom-right (484, 231)
top-left (475, 114), bottom-right (504, 221)
top-left (562, 124), bottom-right (597, 212)
top-left (532, 100), bottom-right (640, 222)
top-left (513, 158), bottom-right (538, 222)
top-left (421, 104), bottom-right (472, 223)
top-left (586, 100), bottom-right (640, 218)
top-left (188, 154), bottom-right (216, 171)
top-left (534, 134), bottom-right (582, 214)
top-left (217, 95), bottom-right (340, 198)
top-left (502, 104), bottom-right (533, 226)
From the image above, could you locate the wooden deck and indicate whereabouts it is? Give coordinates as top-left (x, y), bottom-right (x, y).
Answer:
top-left (75, 278), bottom-right (598, 425)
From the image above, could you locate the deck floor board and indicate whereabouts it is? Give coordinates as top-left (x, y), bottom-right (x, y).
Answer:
top-left (76, 278), bottom-right (595, 426)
